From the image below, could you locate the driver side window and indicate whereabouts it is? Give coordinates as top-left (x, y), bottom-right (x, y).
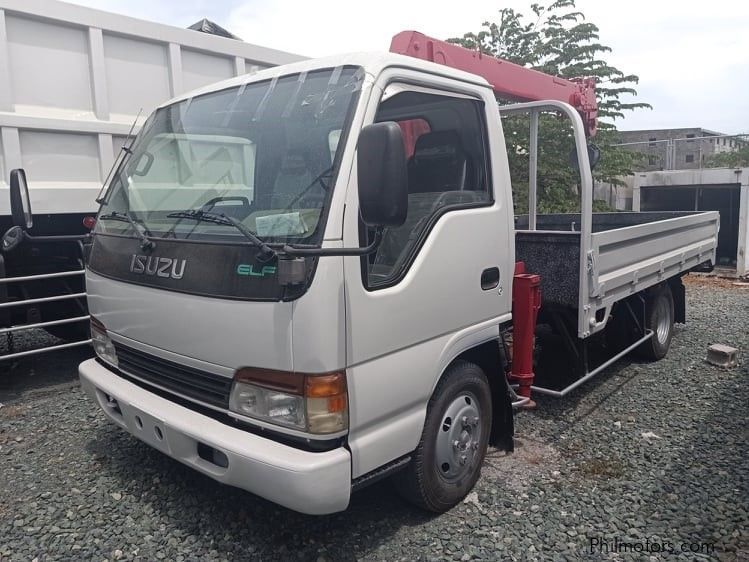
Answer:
top-left (364, 89), bottom-right (492, 288)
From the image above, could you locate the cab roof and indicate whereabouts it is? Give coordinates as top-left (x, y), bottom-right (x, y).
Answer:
top-left (158, 52), bottom-right (492, 108)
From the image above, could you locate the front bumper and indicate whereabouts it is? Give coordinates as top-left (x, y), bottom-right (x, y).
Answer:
top-left (79, 358), bottom-right (351, 515)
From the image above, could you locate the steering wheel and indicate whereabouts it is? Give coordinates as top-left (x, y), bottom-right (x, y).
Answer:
top-left (2, 226), bottom-right (25, 252)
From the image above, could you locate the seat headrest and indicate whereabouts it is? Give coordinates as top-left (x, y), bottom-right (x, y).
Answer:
top-left (279, 150), bottom-right (309, 174)
top-left (408, 130), bottom-right (468, 193)
top-left (412, 131), bottom-right (464, 162)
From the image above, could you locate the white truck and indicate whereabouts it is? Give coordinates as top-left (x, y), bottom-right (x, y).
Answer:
top-left (25, 32), bottom-right (718, 514)
top-left (0, 0), bottom-right (301, 359)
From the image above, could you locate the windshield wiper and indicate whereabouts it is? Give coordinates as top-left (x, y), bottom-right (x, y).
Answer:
top-left (99, 211), bottom-right (155, 251)
top-left (165, 210), bottom-right (276, 261)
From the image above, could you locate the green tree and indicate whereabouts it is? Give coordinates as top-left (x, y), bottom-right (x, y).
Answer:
top-left (449, 0), bottom-right (650, 213)
top-left (705, 141), bottom-right (749, 168)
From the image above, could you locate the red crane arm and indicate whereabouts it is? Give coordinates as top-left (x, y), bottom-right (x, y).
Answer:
top-left (389, 31), bottom-right (598, 137)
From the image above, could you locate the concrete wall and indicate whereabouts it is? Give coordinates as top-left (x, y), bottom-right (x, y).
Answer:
top-left (632, 167), bottom-right (749, 276)
top-left (594, 176), bottom-right (634, 210)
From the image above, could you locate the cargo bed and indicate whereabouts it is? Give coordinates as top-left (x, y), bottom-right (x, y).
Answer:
top-left (515, 210), bottom-right (719, 338)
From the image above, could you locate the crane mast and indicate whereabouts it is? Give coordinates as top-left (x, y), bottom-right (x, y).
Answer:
top-left (390, 31), bottom-right (598, 137)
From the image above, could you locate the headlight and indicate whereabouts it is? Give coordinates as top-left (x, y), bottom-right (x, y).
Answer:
top-left (90, 317), bottom-right (118, 368)
top-left (229, 382), bottom-right (305, 430)
top-left (229, 368), bottom-right (347, 435)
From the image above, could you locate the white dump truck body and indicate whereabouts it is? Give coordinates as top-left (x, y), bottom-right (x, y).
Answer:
top-left (0, 0), bottom-right (302, 219)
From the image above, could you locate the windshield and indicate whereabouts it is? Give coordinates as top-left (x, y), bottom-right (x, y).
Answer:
top-left (97, 66), bottom-right (363, 243)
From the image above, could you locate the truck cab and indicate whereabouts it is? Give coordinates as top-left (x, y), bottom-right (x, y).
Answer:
top-left (78, 53), bottom-right (518, 514)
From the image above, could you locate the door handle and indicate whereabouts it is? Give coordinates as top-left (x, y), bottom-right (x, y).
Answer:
top-left (481, 267), bottom-right (500, 290)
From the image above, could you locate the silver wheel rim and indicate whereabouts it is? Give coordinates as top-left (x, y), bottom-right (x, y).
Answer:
top-left (655, 296), bottom-right (672, 345)
top-left (434, 392), bottom-right (482, 482)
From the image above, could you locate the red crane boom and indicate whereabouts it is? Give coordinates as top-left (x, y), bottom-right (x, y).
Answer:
top-left (390, 31), bottom-right (598, 137)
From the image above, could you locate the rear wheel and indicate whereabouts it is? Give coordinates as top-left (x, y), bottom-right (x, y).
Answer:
top-left (638, 284), bottom-right (674, 361)
top-left (394, 360), bottom-right (492, 512)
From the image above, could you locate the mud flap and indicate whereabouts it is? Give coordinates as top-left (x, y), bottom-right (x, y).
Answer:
top-left (491, 385), bottom-right (515, 453)
top-left (670, 277), bottom-right (686, 324)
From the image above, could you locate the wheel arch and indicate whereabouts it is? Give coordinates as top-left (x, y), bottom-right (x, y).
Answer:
top-left (437, 338), bottom-right (514, 452)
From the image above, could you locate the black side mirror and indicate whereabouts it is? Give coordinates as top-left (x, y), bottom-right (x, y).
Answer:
top-left (357, 122), bottom-right (408, 227)
top-left (9, 168), bottom-right (33, 230)
top-left (587, 144), bottom-right (601, 170)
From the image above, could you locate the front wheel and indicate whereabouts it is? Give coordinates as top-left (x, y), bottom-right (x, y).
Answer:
top-left (394, 360), bottom-right (492, 512)
top-left (638, 284), bottom-right (674, 361)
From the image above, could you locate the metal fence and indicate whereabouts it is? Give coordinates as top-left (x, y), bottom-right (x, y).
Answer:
top-left (613, 133), bottom-right (749, 171)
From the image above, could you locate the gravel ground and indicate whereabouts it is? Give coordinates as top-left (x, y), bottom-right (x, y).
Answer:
top-left (1, 278), bottom-right (747, 561)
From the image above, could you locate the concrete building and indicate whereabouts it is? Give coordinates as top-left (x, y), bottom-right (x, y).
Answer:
top-left (617, 128), bottom-right (747, 172)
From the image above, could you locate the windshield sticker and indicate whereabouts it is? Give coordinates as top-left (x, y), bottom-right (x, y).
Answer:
top-left (255, 212), bottom-right (308, 237)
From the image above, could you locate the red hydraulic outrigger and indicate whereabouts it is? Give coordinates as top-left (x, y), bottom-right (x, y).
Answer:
top-left (391, 31), bottom-right (600, 405)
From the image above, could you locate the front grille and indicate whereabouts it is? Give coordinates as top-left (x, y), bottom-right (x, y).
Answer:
top-left (114, 343), bottom-right (232, 408)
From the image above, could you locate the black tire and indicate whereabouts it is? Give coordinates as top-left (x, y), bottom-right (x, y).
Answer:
top-left (637, 284), bottom-right (674, 361)
top-left (394, 360), bottom-right (492, 512)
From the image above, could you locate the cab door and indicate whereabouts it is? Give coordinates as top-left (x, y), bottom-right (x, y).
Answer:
top-left (343, 74), bottom-right (515, 477)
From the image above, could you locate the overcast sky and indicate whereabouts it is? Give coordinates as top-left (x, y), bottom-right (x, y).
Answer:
top-left (70, 0), bottom-right (749, 134)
